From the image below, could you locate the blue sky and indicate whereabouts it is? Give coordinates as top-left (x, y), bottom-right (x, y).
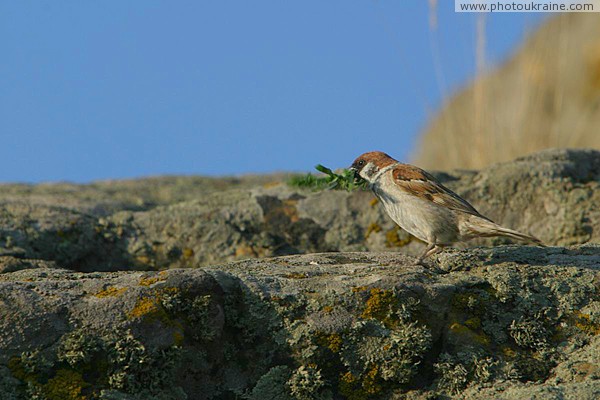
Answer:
top-left (0, 2), bottom-right (546, 183)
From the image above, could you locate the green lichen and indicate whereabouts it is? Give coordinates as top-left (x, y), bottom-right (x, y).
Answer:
top-left (160, 291), bottom-right (217, 342)
top-left (127, 286), bottom-right (207, 341)
top-left (446, 288), bottom-right (502, 349)
top-left (8, 353), bottom-right (89, 400)
top-left (8, 350), bottom-right (54, 385)
top-left (281, 288), bottom-right (432, 398)
top-left (451, 289), bottom-right (493, 316)
top-left (287, 365), bottom-right (332, 400)
top-left (339, 319), bottom-right (432, 397)
top-left (434, 352), bottom-right (502, 395)
top-left (58, 329), bottom-right (105, 368)
top-left (7, 328), bottom-right (185, 399)
top-left (246, 365), bottom-right (292, 400)
top-left (512, 349), bottom-right (556, 383)
top-left (509, 318), bottom-right (550, 350)
top-left (106, 331), bottom-right (183, 396)
top-left (359, 288), bottom-right (421, 330)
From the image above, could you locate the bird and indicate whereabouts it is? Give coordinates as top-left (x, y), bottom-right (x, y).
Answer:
top-left (349, 151), bottom-right (544, 264)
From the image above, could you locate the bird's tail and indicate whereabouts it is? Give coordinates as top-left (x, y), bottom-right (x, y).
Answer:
top-left (463, 217), bottom-right (545, 246)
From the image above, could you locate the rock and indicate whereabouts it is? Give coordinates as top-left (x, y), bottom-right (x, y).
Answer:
top-left (0, 257), bottom-right (62, 274)
top-left (113, 148), bottom-right (599, 269)
top-left (0, 149), bottom-right (598, 271)
top-left (0, 246), bottom-right (598, 399)
top-left (0, 149), bottom-right (597, 397)
top-left (0, 175), bottom-right (289, 215)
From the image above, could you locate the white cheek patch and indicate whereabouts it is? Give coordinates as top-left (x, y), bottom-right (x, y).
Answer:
top-left (360, 162), bottom-right (378, 180)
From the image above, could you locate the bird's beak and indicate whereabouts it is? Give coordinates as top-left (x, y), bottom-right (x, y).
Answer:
top-left (348, 166), bottom-right (360, 181)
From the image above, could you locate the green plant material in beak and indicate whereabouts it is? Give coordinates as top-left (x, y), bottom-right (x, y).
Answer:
top-left (287, 164), bottom-right (368, 191)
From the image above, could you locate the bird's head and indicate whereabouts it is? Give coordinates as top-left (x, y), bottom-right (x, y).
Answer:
top-left (349, 151), bottom-right (397, 183)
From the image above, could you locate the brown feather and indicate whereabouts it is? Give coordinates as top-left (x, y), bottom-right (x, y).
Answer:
top-left (391, 164), bottom-right (491, 221)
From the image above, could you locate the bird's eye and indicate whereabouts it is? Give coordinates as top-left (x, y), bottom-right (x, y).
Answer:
top-left (358, 160), bottom-right (365, 166)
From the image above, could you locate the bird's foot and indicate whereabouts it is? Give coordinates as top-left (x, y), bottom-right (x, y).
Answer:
top-left (414, 257), bottom-right (426, 267)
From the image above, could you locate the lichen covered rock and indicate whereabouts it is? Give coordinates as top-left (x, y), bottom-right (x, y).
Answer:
top-left (0, 247), bottom-right (598, 399)
top-left (0, 149), bottom-right (598, 271)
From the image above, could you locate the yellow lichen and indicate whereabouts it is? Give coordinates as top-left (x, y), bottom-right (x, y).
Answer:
top-left (139, 275), bottom-right (166, 287)
top-left (369, 198), bottom-right (379, 207)
top-left (361, 288), bottom-right (398, 327)
top-left (9, 361), bottom-right (87, 400)
top-left (163, 287), bottom-right (179, 295)
top-left (572, 311), bottom-right (600, 335)
top-left (322, 306), bottom-right (333, 313)
top-left (317, 333), bottom-right (343, 353)
top-left (464, 317), bottom-right (481, 330)
top-left (362, 365), bottom-right (382, 396)
top-left (364, 223), bottom-right (381, 239)
top-left (135, 255), bottom-right (152, 265)
top-left (182, 247), bottom-right (194, 259)
top-left (285, 272), bottom-right (308, 279)
top-left (352, 286), bottom-right (369, 293)
top-left (338, 366), bottom-right (382, 400)
top-left (385, 229), bottom-right (412, 248)
top-left (129, 296), bottom-right (161, 319)
top-left (43, 369), bottom-right (88, 400)
top-left (501, 346), bottom-right (517, 358)
top-left (7, 356), bottom-right (35, 382)
top-left (339, 372), bottom-right (362, 400)
top-left (449, 322), bottom-right (491, 346)
top-left (128, 287), bottom-right (179, 323)
top-left (94, 286), bottom-right (127, 298)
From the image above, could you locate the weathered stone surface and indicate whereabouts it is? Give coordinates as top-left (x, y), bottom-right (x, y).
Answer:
top-left (0, 148), bottom-right (597, 398)
top-left (0, 246), bottom-right (598, 399)
top-left (4, 149), bottom-right (596, 271)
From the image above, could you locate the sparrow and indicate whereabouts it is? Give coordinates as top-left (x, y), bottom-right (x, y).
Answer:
top-left (349, 151), bottom-right (544, 264)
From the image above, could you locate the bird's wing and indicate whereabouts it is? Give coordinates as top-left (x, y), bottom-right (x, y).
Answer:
top-left (391, 164), bottom-right (492, 221)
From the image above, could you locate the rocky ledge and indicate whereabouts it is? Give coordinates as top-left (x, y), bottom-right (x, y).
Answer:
top-left (0, 148), bottom-right (599, 272)
top-left (0, 148), bottom-right (598, 399)
top-left (1, 246), bottom-right (599, 399)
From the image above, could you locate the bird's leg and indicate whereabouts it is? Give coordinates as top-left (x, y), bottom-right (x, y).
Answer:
top-left (416, 244), bottom-right (444, 265)
top-left (416, 243), bottom-right (434, 265)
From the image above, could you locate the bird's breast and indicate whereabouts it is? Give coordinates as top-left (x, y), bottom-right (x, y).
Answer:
top-left (371, 173), bottom-right (458, 244)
